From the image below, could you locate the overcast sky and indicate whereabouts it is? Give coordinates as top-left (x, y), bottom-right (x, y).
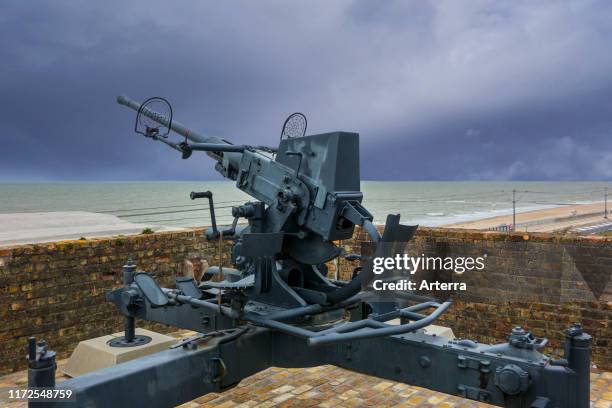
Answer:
top-left (1, 1), bottom-right (611, 181)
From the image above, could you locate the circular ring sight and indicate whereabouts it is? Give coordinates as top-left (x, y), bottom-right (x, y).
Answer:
top-left (134, 97), bottom-right (173, 139)
top-left (280, 112), bottom-right (307, 140)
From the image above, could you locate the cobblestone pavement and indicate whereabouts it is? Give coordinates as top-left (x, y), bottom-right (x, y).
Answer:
top-left (2, 360), bottom-right (609, 407)
top-left (180, 365), bottom-right (612, 408)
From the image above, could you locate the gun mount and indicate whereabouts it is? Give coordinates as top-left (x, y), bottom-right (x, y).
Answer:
top-left (25, 96), bottom-right (592, 408)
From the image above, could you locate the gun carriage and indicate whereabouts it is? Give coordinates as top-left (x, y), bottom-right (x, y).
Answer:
top-left (26, 96), bottom-right (592, 408)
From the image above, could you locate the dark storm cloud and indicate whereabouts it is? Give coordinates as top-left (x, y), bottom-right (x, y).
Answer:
top-left (1, 0), bottom-right (611, 181)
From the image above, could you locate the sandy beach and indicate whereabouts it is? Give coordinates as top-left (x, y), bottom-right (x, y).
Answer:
top-left (445, 201), bottom-right (609, 233)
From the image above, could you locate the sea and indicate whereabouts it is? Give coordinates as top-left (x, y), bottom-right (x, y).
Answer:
top-left (0, 181), bottom-right (608, 228)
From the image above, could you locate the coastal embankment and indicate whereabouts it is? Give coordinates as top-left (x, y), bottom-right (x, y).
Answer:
top-left (446, 201), bottom-right (610, 233)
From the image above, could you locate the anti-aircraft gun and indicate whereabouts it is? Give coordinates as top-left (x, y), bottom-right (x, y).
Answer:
top-left (111, 95), bottom-right (426, 324)
top-left (26, 96), bottom-right (592, 408)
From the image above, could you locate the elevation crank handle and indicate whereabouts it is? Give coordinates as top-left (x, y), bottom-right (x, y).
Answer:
top-left (190, 191), bottom-right (213, 200)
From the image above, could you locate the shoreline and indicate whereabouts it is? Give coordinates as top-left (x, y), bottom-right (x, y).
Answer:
top-left (444, 201), bottom-right (608, 232)
top-left (0, 201), bottom-right (608, 247)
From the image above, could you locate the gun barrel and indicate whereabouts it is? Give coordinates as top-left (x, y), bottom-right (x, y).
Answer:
top-left (117, 95), bottom-right (225, 145)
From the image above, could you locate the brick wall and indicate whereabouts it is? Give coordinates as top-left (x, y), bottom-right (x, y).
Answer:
top-left (335, 227), bottom-right (611, 369)
top-left (0, 229), bottom-right (231, 375)
top-left (0, 227), bottom-right (610, 374)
